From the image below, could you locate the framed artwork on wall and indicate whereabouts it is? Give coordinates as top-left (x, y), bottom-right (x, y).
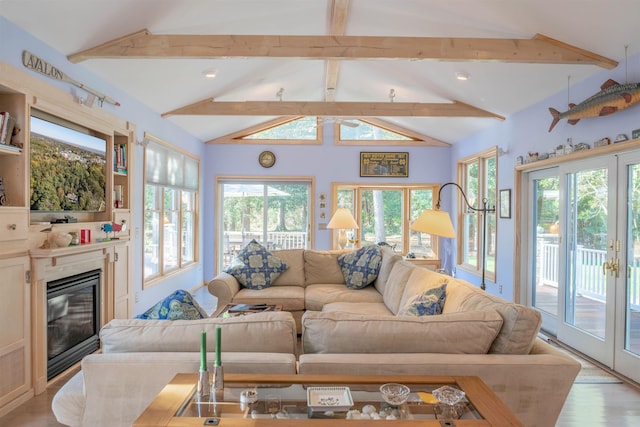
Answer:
top-left (500, 189), bottom-right (511, 219)
top-left (360, 152), bottom-right (409, 177)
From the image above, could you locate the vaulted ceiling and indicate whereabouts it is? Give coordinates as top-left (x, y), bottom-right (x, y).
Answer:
top-left (2, 0), bottom-right (639, 144)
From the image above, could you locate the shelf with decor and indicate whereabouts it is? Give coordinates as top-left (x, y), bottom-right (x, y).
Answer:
top-left (0, 61), bottom-right (135, 409)
top-left (0, 83), bottom-right (27, 210)
top-left (515, 137), bottom-right (640, 171)
top-left (112, 133), bottom-right (130, 211)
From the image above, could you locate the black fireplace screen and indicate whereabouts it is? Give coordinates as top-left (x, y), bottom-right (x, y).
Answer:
top-left (47, 269), bottom-right (101, 380)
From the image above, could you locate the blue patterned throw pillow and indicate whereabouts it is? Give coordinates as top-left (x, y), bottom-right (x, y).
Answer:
top-left (224, 239), bottom-right (288, 289)
top-left (134, 289), bottom-right (208, 320)
top-left (338, 245), bottom-right (382, 289)
top-left (398, 283), bottom-right (447, 316)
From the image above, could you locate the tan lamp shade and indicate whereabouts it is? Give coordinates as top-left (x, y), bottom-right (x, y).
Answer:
top-left (411, 209), bottom-right (455, 238)
top-left (327, 208), bottom-right (359, 230)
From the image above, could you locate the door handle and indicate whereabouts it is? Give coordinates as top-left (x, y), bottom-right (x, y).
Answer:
top-left (611, 257), bottom-right (620, 278)
top-left (603, 259), bottom-right (611, 276)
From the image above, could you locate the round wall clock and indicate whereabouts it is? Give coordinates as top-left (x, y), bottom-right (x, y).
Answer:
top-left (258, 150), bottom-right (276, 168)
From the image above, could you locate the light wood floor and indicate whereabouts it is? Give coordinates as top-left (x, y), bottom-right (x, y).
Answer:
top-left (2, 360), bottom-right (640, 426)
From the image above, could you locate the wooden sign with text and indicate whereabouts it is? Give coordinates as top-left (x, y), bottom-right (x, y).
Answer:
top-left (360, 152), bottom-right (409, 177)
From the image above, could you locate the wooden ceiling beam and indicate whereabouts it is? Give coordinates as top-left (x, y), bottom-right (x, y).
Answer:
top-left (162, 99), bottom-right (505, 120)
top-left (324, 0), bottom-right (350, 102)
top-left (68, 30), bottom-right (618, 69)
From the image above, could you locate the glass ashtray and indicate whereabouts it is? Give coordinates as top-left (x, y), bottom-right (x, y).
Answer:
top-left (432, 385), bottom-right (465, 405)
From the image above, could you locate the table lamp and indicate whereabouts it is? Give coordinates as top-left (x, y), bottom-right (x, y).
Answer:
top-left (411, 182), bottom-right (495, 290)
top-left (327, 208), bottom-right (359, 249)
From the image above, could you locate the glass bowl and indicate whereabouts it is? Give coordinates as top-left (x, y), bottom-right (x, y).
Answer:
top-left (380, 383), bottom-right (410, 406)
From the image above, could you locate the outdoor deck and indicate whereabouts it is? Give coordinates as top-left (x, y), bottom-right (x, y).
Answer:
top-left (535, 283), bottom-right (640, 355)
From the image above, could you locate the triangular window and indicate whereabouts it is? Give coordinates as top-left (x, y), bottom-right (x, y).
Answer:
top-left (242, 116), bottom-right (318, 140)
top-left (339, 120), bottom-right (414, 141)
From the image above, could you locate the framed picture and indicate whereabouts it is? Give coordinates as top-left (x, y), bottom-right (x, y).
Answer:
top-left (360, 152), bottom-right (409, 177)
top-left (500, 189), bottom-right (511, 219)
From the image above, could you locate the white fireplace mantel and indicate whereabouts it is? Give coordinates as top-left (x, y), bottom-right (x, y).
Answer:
top-left (30, 238), bottom-right (128, 394)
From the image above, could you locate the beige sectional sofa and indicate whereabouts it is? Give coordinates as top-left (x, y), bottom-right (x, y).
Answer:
top-left (52, 312), bottom-right (298, 427)
top-left (52, 246), bottom-right (580, 427)
top-left (208, 246), bottom-right (581, 427)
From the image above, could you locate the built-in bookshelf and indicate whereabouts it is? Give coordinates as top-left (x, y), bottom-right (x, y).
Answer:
top-left (113, 137), bottom-right (129, 209)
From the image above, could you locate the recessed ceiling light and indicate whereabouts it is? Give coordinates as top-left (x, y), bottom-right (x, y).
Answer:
top-left (456, 72), bottom-right (470, 81)
top-left (202, 69), bottom-right (217, 78)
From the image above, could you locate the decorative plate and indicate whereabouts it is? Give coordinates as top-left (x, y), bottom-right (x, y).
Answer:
top-left (259, 150), bottom-right (276, 168)
top-left (306, 387), bottom-right (354, 412)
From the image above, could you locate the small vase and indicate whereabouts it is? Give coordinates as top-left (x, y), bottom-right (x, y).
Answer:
top-left (211, 364), bottom-right (224, 402)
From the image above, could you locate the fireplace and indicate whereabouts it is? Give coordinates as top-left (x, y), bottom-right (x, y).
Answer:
top-left (47, 269), bottom-right (101, 380)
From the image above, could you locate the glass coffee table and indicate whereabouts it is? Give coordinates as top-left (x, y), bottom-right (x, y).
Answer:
top-left (134, 373), bottom-right (523, 426)
top-left (215, 303), bottom-right (283, 318)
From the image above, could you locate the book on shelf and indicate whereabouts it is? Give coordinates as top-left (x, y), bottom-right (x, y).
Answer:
top-left (0, 112), bottom-right (17, 145)
top-left (113, 143), bottom-right (127, 173)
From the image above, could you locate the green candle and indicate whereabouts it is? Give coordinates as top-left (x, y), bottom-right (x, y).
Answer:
top-left (200, 330), bottom-right (207, 371)
top-left (215, 326), bottom-right (222, 366)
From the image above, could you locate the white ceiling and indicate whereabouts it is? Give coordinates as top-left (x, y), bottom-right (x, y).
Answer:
top-left (2, 0), bottom-right (640, 144)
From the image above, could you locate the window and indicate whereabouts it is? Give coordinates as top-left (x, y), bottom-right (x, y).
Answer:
top-left (208, 116), bottom-right (322, 144)
top-left (334, 118), bottom-right (449, 147)
top-left (457, 148), bottom-right (497, 280)
top-left (143, 135), bottom-right (199, 285)
top-left (333, 184), bottom-right (438, 257)
top-left (216, 178), bottom-right (313, 272)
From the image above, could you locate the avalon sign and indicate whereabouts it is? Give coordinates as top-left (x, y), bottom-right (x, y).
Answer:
top-left (21, 50), bottom-right (120, 106)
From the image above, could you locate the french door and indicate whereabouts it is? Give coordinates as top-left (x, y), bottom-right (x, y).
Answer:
top-left (527, 152), bottom-right (640, 382)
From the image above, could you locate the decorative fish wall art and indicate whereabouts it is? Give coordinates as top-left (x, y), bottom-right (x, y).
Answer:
top-left (548, 79), bottom-right (640, 132)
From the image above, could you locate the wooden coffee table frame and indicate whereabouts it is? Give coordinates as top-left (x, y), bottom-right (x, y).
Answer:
top-left (133, 373), bottom-right (523, 426)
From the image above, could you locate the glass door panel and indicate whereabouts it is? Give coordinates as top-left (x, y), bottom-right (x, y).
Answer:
top-left (615, 153), bottom-right (640, 383)
top-left (218, 181), bottom-right (311, 271)
top-left (531, 174), bottom-right (560, 332)
top-left (624, 163), bottom-right (640, 356)
top-left (565, 167), bottom-right (609, 338)
top-left (558, 157), bottom-right (616, 366)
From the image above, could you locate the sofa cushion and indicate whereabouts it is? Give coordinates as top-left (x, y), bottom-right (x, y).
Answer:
top-left (444, 279), bottom-right (542, 354)
top-left (224, 239), bottom-right (288, 289)
top-left (381, 260), bottom-right (415, 314)
top-left (397, 283), bottom-right (447, 316)
top-left (398, 267), bottom-right (451, 310)
top-left (100, 312), bottom-right (298, 355)
top-left (233, 285), bottom-right (305, 311)
top-left (75, 352), bottom-right (297, 427)
top-left (304, 250), bottom-right (347, 285)
top-left (134, 289), bottom-right (207, 320)
top-left (304, 284), bottom-right (383, 311)
top-left (301, 309), bottom-right (503, 354)
top-left (322, 302), bottom-right (393, 316)
top-left (51, 370), bottom-right (85, 427)
top-left (373, 245), bottom-right (402, 295)
top-left (338, 245), bottom-right (382, 289)
top-left (270, 249), bottom-right (305, 286)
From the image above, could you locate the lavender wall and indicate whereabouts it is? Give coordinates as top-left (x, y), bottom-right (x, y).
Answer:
top-left (202, 124), bottom-right (452, 280)
top-left (452, 53), bottom-right (640, 301)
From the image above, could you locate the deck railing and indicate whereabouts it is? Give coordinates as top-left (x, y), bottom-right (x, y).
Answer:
top-left (538, 238), bottom-right (640, 309)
